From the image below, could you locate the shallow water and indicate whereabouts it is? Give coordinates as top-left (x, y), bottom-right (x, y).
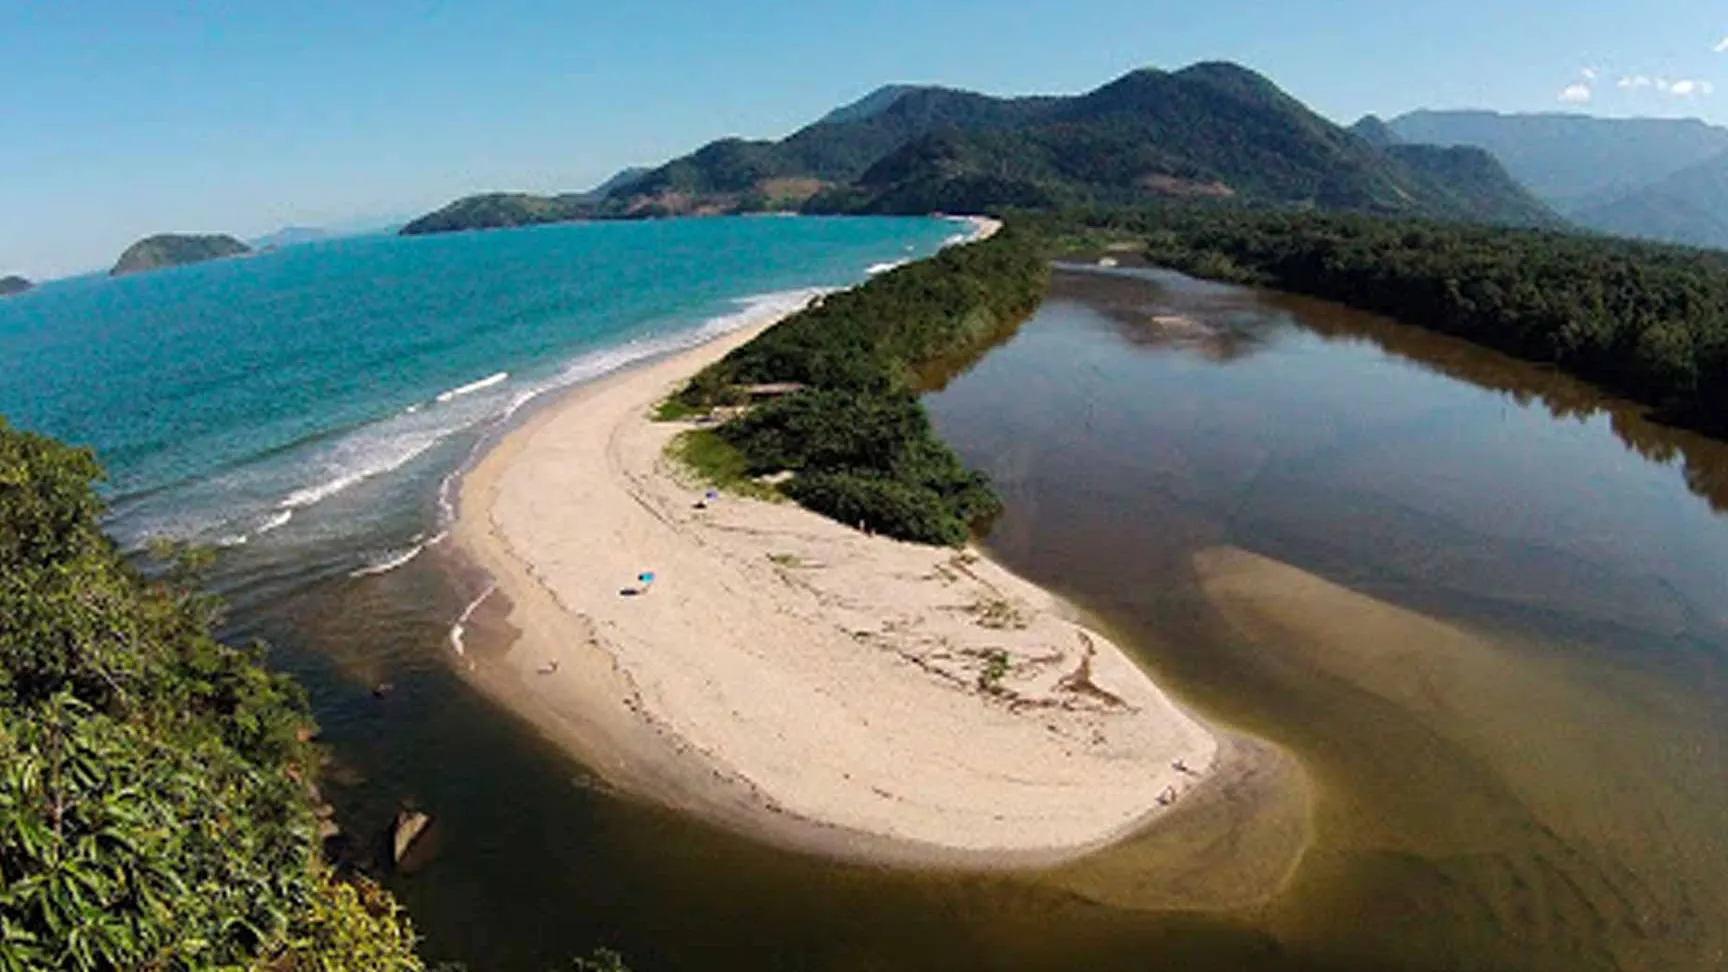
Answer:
top-left (924, 266), bottom-right (1728, 971)
top-left (15, 234), bottom-right (1728, 970)
top-left (247, 261), bottom-right (1728, 972)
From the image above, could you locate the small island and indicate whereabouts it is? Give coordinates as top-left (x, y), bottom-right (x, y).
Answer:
top-left (0, 275), bottom-right (32, 297)
top-left (111, 233), bottom-right (251, 277)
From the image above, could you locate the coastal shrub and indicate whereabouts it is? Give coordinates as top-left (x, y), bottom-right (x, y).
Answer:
top-left (783, 471), bottom-right (969, 547)
top-left (717, 390), bottom-right (930, 474)
top-left (668, 429), bottom-right (780, 502)
top-left (0, 416), bottom-right (425, 971)
top-left (674, 230), bottom-right (1045, 546)
top-left (1029, 204), bottom-right (1728, 435)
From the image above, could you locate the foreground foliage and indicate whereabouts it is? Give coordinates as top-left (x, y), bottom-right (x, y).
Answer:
top-left (1037, 206), bottom-right (1728, 434)
top-left (0, 419), bottom-right (423, 971)
top-left (676, 229), bottom-right (1048, 544)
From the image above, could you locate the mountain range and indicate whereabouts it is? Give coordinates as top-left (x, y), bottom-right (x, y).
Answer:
top-left (1380, 110), bottom-right (1728, 249)
top-left (403, 62), bottom-right (1557, 235)
top-left (0, 275), bottom-right (32, 297)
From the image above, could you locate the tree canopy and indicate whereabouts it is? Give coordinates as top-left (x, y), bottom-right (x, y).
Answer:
top-left (676, 229), bottom-right (1048, 545)
top-left (0, 418), bottom-right (424, 971)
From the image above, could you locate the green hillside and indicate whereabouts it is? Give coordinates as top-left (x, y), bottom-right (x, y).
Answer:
top-left (404, 62), bottom-right (1557, 234)
top-left (808, 64), bottom-right (1555, 225)
top-left (111, 233), bottom-right (251, 276)
top-left (401, 192), bottom-right (595, 235)
top-left (1573, 151), bottom-right (1728, 249)
top-left (0, 418), bottom-right (424, 970)
top-left (1385, 109), bottom-right (1728, 209)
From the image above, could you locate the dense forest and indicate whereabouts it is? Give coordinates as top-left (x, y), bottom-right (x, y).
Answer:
top-left (402, 62), bottom-right (1557, 234)
top-left (1034, 206), bottom-right (1728, 434)
top-left (0, 419), bottom-right (425, 970)
top-left (673, 228), bottom-right (1049, 545)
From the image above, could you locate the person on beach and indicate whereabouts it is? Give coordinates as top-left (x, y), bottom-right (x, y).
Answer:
top-left (637, 571), bottom-right (656, 594)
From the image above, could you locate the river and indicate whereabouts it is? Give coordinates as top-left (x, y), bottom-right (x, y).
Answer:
top-left (240, 260), bottom-right (1728, 972)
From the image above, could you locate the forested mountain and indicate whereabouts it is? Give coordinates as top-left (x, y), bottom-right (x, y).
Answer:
top-left (1573, 151), bottom-right (1728, 248)
top-left (1384, 109), bottom-right (1728, 249)
top-left (1349, 114), bottom-right (1402, 147)
top-left (403, 62), bottom-right (1558, 234)
top-left (584, 165), bottom-right (652, 199)
top-left (1384, 110), bottom-right (1728, 210)
top-left (0, 275), bottom-right (31, 296)
top-left (402, 192), bottom-right (596, 235)
top-left (111, 233), bottom-right (251, 276)
top-left (815, 84), bottom-right (935, 126)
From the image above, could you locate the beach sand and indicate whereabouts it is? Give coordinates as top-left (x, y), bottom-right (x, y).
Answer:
top-left (449, 219), bottom-right (1237, 865)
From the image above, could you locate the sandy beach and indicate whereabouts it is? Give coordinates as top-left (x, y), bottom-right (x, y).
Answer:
top-left (450, 219), bottom-right (1231, 864)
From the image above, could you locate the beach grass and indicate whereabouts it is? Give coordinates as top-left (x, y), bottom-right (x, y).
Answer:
top-left (668, 429), bottom-right (782, 501)
top-left (652, 397), bottom-right (705, 422)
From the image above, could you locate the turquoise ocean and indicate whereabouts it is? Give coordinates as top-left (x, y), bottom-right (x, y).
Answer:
top-left (0, 216), bottom-right (962, 611)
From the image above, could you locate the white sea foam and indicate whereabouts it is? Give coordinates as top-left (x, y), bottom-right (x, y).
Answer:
top-left (866, 261), bottom-right (907, 276)
top-left (436, 371), bottom-right (509, 403)
top-left (448, 583), bottom-right (497, 657)
top-left (118, 285), bottom-right (845, 553)
top-left (350, 542), bottom-right (428, 578)
top-left (276, 434), bottom-right (441, 512)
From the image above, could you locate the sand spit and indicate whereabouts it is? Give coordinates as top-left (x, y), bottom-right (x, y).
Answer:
top-left (451, 219), bottom-right (1240, 865)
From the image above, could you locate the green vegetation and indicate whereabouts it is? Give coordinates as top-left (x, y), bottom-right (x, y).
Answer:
top-left (1075, 206), bottom-right (1728, 433)
top-left (976, 649), bottom-right (1011, 693)
top-left (402, 62), bottom-right (1557, 233)
top-left (400, 193), bottom-right (594, 235)
top-left (0, 418), bottom-right (424, 971)
top-left (667, 429), bottom-right (782, 502)
top-left (809, 64), bottom-right (1555, 226)
top-left (111, 234), bottom-right (251, 277)
top-left (673, 230), bottom-right (1048, 545)
top-left (650, 396), bottom-right (704, 422)
top-left (0, 276), bottom-right (30, 297)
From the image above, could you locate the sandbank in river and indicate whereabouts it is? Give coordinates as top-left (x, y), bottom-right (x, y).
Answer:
top-left (448, 222), bottom-right (1297, 869)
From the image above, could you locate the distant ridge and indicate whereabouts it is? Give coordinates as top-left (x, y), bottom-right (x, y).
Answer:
top-left (1385, 109), bottom-right (1728, 249)
top-left (1573, 152), bottom-right (1728, 248)
top-left (111, 234), bottom-right (251, 276)
top-left (0, 275), bottom-right (31, 297)
top-left (404, 61), bottom-right (1557, 235)
top-left (1385, 109), bottom-right (1728, 208)
top-left (251, 226), bottom-right (329, 249)
top-left (1350, 115), bottom-right (1401, 147)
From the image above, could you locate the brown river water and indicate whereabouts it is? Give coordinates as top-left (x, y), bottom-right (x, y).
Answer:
top-left (238, 263), bottom-right (1728, 971)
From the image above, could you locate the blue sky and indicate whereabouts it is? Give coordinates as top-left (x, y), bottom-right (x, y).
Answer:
top-left (6, 0), bottom-right (1728, 278)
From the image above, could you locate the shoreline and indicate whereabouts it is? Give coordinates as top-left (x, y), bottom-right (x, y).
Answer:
top-left (447, 217), bottom-right (1269, 868)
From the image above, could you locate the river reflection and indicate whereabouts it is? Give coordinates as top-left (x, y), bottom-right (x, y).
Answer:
top-left (924, 264), bottom-right (1728, 972)
top-left (253, 262), bottom-right (1728, 972)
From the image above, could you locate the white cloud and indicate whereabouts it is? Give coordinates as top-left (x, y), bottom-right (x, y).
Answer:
top-left (1558, 82), bottom-right (1593, 104)
top-left (1582, 66), bottom-right (1599, 81)
top-left (1714, 36), bottom-right (1728, 53)
top-left (1619, 75), bottom-right (1653, 89)
top-left (1668, 79), bottom-right (1715, 96)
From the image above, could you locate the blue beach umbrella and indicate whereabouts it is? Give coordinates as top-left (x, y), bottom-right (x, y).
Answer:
top-left (638, 571), bottom-right (656, 585)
